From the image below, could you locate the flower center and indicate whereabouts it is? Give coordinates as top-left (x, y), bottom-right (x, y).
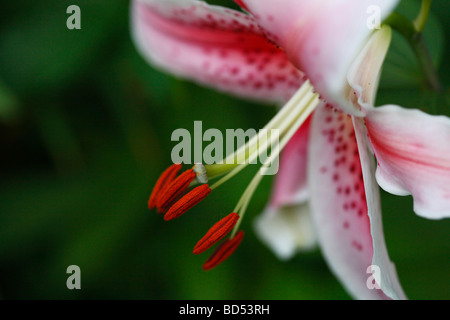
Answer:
top-left (148, 80), bottom-right (320, 270)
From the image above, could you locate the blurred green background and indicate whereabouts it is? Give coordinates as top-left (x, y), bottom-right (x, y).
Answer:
top-left (0, 0), bottom-right (449, 300)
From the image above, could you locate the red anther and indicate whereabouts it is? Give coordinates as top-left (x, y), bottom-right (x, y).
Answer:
top-left (156, 169), bottom-right (196, 212)
top-left (164, 184), bottom-right (211, 221)
top-left (203, 231), bottom-right (245, 271)
top-left (148, 163), bottom-right (182, 210)
top-left (193, 212), bottom-right (239, 255)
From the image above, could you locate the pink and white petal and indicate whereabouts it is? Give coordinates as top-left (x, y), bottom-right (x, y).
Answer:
top-left (131, 0), bottom-right (304, 104)
top-left (308, 103), bottom-right (405, 299)
top-left (347, 25), bottom-right (393, 111)
top-left (353, 117), bottom-right (407, 300)
top-left (271, 116), bottom-right (312, 208)
top-left (241, 0), bottom-right (400, 114)
top-left (366, 105), bottom-right (450, 220)
top-left (254, 117), bottom-right (317, 259)
top-left (254, 203), bottom-right (317, 260)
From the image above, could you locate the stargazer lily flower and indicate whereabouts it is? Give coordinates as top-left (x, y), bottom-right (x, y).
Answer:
top-left (131, 0), bottom-right (450, 300)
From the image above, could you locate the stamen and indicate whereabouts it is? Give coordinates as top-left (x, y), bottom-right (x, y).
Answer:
top-left (156, 169), bottom-right (196, 212)
top-left (148, 163), bottom-right (182, 210)
top-left (193, 212), bottom-right (240, 255)
top-left (209, 82), bottom-right (319, 191)
top-left (229, 91), bottom-right (319, 236)
top-left (149, 81), bottom-right (322, 270)
top-left (203, 230), bottom-right (245, 271)
top-left (164, 184), bottom-right (211, 221)
top-left (206, 80), bottom-right (313, 179)
top-left (229, 164), bottom-right (265, 237)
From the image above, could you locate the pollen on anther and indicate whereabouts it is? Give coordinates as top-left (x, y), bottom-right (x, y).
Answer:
top-left (148, 163), bottom-right (182, 210)
top-left (203, 230), bottom-right (245, 271)
top-left (193, 212), bottom-right (240, 255)
top-left (156, 169), bottom-right (196, 212)
top-left (164, 184), bottom-right (211, 221)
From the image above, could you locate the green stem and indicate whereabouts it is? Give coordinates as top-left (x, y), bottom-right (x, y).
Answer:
top-left (385, 11), bottom-right (442, 93)
top-left (411, 32), bottom-right (442, 92)
top-left (413, 0), bottom-right (432, 32)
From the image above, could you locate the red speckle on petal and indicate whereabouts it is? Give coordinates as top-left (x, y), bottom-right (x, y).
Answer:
top-left (344, 186), bottom-right (351, 195)
top-left (230, 66), bottom-right (240, 75)
top-left (352, 240), bottom-right (363, 252)
top-left (278, 61), bottom-right (288, 69)
top-left (310, 104), bottom-right (374, 270)
top-left (253, 81), bottom-right (263, 89)
top-left (246, 56), bottom-right (256, 64)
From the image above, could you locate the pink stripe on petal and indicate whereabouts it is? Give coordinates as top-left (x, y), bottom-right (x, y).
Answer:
top-left (308, 103), bottom-right (405, 299)
top-left (366, 105), bottom-right (450, 220)
top-left (242, 0), bottom-right (400, 114)
top-left (131, 0), bottom-right (304, 104)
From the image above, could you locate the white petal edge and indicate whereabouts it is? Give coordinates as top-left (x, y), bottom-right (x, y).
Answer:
top-left (353, 116), bottom-right (407, 300)
top-left (254, 203), bottom-right (317, 260)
